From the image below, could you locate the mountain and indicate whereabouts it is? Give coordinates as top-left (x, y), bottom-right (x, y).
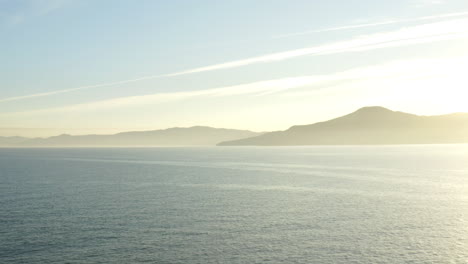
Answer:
top-left (0, 136), bottom-right (29, 146)
top-left (218, 106), bottom-right (468, 146)
top-left (12, 126), bottom-right (260, 147)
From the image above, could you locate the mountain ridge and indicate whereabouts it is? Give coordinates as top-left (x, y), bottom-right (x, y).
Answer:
top-left (0, 126), bottom-right (261, 147)
top-left (3, 107), bottom-right (468, 147)
top-left (218, 107), bottom-right (468, 146)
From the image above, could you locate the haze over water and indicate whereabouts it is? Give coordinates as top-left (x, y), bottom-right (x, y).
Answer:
top-left (1, 145), bottom-right (467, 263)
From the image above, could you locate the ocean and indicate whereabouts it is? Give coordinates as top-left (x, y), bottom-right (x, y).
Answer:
top-left (1, 145), bottom-right (467, 263)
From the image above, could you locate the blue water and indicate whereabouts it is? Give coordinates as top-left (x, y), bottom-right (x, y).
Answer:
top-left (1, 146), bottom-right (467, 263)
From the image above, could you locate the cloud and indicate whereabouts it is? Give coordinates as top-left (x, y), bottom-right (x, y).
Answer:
top-left (1, 77), bottom-right (326, 116)
top-left (4, 55), bottom-right (467, 117)
top-left (1, 16), bottom-right (468, 104)
top-left (170, 18), bottom-right (468, 75)
top-left (412, 0), bottom-right (447, 7)
top-left (0, 0), bottom-right (70, 26)
top-left (0, 73), bottom-right (172, 103)
top-left (274, 11), bottom-right (468, 38)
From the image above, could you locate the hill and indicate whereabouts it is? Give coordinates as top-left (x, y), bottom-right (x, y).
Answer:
top-left (0, 136), bottom-right (29, 146)
top-left (218, 107), bottom-right (468, 146)
top-left (9, 126), bottom-right (260, 147)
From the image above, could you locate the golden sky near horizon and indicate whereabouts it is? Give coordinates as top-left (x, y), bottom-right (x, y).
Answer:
top-left (1, 1), bottom-right (468, 137)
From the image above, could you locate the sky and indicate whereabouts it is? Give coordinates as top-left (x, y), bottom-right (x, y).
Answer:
top-left (1, 0), bottom-right (468, 137)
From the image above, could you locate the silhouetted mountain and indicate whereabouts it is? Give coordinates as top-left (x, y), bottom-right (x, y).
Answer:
top-left (218, 107), bottom-right (468, 146)
top-left (15, 126), bottom-right (260, 147)
top-left (0, 136), bottom-right (29, 146)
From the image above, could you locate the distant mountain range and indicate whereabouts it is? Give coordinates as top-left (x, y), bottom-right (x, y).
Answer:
top-left (0, 136), bottom-right (29, 146)
top-left (2, 107), bottom-right (468, 147)
top-left (0, 126), bottom-right (260, 147)
top-left (218, 106), bottom-right (468, 146)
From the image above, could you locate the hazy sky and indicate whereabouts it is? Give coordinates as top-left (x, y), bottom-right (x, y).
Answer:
top-left (1, 0), bottom-right (468, 137)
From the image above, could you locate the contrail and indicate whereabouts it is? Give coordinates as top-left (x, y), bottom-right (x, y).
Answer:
top-left (163, 19), bottom-right (468, 76)
top-left (274, 11), bottom-right (468, 38)
top-left (1, 11), bottom-right (468, 104)
top-left (0, 67), bottom-right (220, 103)
top-left (0, 73), bottom-right (173, 103)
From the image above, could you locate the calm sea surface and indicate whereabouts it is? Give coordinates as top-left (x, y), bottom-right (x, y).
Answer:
top-left (1, 145), bottom-right (467, 263)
